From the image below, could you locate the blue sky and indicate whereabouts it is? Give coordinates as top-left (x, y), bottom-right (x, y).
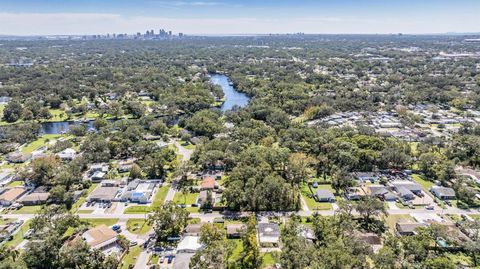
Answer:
top-left (0, 0), bottom-right (479, 35)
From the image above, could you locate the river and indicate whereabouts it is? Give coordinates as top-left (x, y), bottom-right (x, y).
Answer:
top-left (39, 74), bottom-right (250, 134)
top-left (209, 74), bottom-right (250, 112)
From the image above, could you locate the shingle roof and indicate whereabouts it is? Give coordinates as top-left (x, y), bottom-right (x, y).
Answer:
top-left (82, 225), bottom-right (118, 249)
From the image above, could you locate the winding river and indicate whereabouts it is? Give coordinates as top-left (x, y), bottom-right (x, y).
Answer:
top-left (209, 74), bottom-right (250, 112)
top-left (39, 74), bottom-right (250, 134)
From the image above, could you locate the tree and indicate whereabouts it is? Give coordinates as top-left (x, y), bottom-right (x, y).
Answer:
top-left (190, 223), bottom-right (235, 269)
top-left (286, 152), bottom-right (316, 185)
top-left (280, 218), bottom-right (316, 269)
top-left (3, 100), bottom-right (23, 122)
top-left (129, 163), bottom-right (143, 180)
top-left (58, 239), bottom-right (119, 269)
top-left (24, 155), bottom-right (60, 186)
top-left (240, 215), bottom-right (262, 269)
top-left (150, 201), bottom-right (189, 247)
top-left (331, 168), bottom-right (355, 195)
top-left (355, 196), bottom-right (388, 232)
top-left (185, 109), bottom-right (223, 138)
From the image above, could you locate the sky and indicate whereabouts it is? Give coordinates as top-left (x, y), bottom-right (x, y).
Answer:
top-left (0, 0), bottom-right (479, 35)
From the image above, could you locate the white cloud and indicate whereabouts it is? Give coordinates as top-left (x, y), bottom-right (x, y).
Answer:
top-left (0, 12), bottom-right (478, 35)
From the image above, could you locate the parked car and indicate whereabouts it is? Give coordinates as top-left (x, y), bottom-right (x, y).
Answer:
top-left (129, 241), bottom-right (138, 247)
top-left (425, 204), bottom-right (434, 210)
top-left (24, 229), bottom-right (34, 239)
top-left (167, 256), bottom-right (174, 264)
top-left (111, 225), bottom-right (121, 231)
top-left (159, 256), bottom-right (165, 263)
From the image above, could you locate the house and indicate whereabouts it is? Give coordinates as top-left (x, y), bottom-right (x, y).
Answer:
top-left (101, 180), bottom-right (120, 187)
top-left (257, 223), bottom-right (281, 247)
top-left (201, 177), bottom-right (216, 190)
top-left (121, 180), bottom-right (155, 203)
top-left (0, 96), bottom-right (11, 105)
top-left (90, 163), bottom-right (109, 173)
top-left (396, 222), bottom-right (428, 236)
top-left (0, 187), bottom-right (27, 206)
top-left (6, 152), bottom-right (31, 163)
top-left (91, 171), bottom-right (106, 182)
top-left (19, 192), bottom-right (50, 205)
top-left (345, 187), bottom-right (364, 200)
top-left (430, 186), bottom-right (456, 200)
top-left (197, 190), bottom-right (215, 208)
top-left (87, 186), bottom-right (119, 202)
top-left (226, 224), bottom-right (246, 238)
top-left (316, 189), bottom-right (336, 202)
top-left (73, 190), bottom-right (84, 201)
top-left (353, 172), bottom-right (380, 182)
top-left (185, 223), bottom-right (203, 236)
top-left (177, 236), bottom-right (202, 253)
top-left (396, 186), bottom-right (415, 200)
top-left (0, 171), bottom-right (13, 186)
top-left (57, 148), bottom-right (77, 161)
top-left (391, 181), bottom-right (423, 195)
top-left (82, 225), bottom-right (122, 255)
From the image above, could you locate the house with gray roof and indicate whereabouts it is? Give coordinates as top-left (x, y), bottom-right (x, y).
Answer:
top-left (316, 189), bottom-right (336, 202)
top-left (257, 223), bottom-right (281, 246)
top-left (430, 186), bottom-right (456, 200)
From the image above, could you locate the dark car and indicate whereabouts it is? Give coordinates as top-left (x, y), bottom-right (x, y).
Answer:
top-left (167, 256), bottom-right (174, 264)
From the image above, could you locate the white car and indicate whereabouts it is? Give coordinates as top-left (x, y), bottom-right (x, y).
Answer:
top-left (425, 204), bottom-right (434, 210)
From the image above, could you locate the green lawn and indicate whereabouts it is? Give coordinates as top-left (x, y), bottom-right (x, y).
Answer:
top-left (83, 218), bottom-right (119, 227)
top-left (6, 181), bottom-right (24, 187)
top-left (412, 174), bottom-right (434, 191)
top-left (48, 109), bottom-right (68, 122)
top-left (300, 183), bottom-right (333, 210)
top-left (77, 210), bottom-right (94, 214)
top-left (261, 252), bottom-right (279, 268)
top-left (173, 191), bottom-right (198, 205)
top-left (21, 134), bottom-right (62, 153)
top-left (126, 219), bottom-right (152, 235)
top-left (120, 246), bottom-right (142, 269)
top-left (71, 184), bottom-right (98, 213)
top-left (124, 185), bottom-right (170, 214)
top-left (229, 239), bottom-right (244, 263)
top-left (386, 214), bottom-right (414, 233)
top-left (5, 220), bottom-right (32, 248)
top-left (151, 185), bottom-right (170, 208)
top-left (12, 205), bottom-right (42, 214)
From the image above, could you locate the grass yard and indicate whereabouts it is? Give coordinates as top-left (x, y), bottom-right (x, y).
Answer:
top-left (151, 185), bottom-right (170, 208)
top-left (5, 220), bottom-right (32, 248)
top-left (48, 109), bottom-right (68, 122)
top-left (77, 210), bottom-right (94, 214)
top-left (126, 219), bottom-right (152, 235)
top-left (120, 246), bottom-right (142, 269)
top-left (124, 205), bottom-right (150, 214)
top-left (6, 181), bottom-right (24, 187)
top-left (228, 239), bottom-right (244, 264)
top-left (21, 134), bottom-right (62, 153)
top-left (412, 174), bottom-right (434, 191)
top-left (386, 214), bottom-right (414, 233)
top-left (83, 218), bottom-right (119, 227)
top-left (71, 183), bottom-right (98, 213)
top-left (13, 205), bottom-right (42, 214)
top-left (173, 191), bottom-right (198, 205)
top-left (300, 183), bottom-right (333, 210)
top-left (261, 252), bottom-right (279, 268)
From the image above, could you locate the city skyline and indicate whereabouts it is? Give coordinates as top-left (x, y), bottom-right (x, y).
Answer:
top-left (0, 0), bottom-right (479, 35)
